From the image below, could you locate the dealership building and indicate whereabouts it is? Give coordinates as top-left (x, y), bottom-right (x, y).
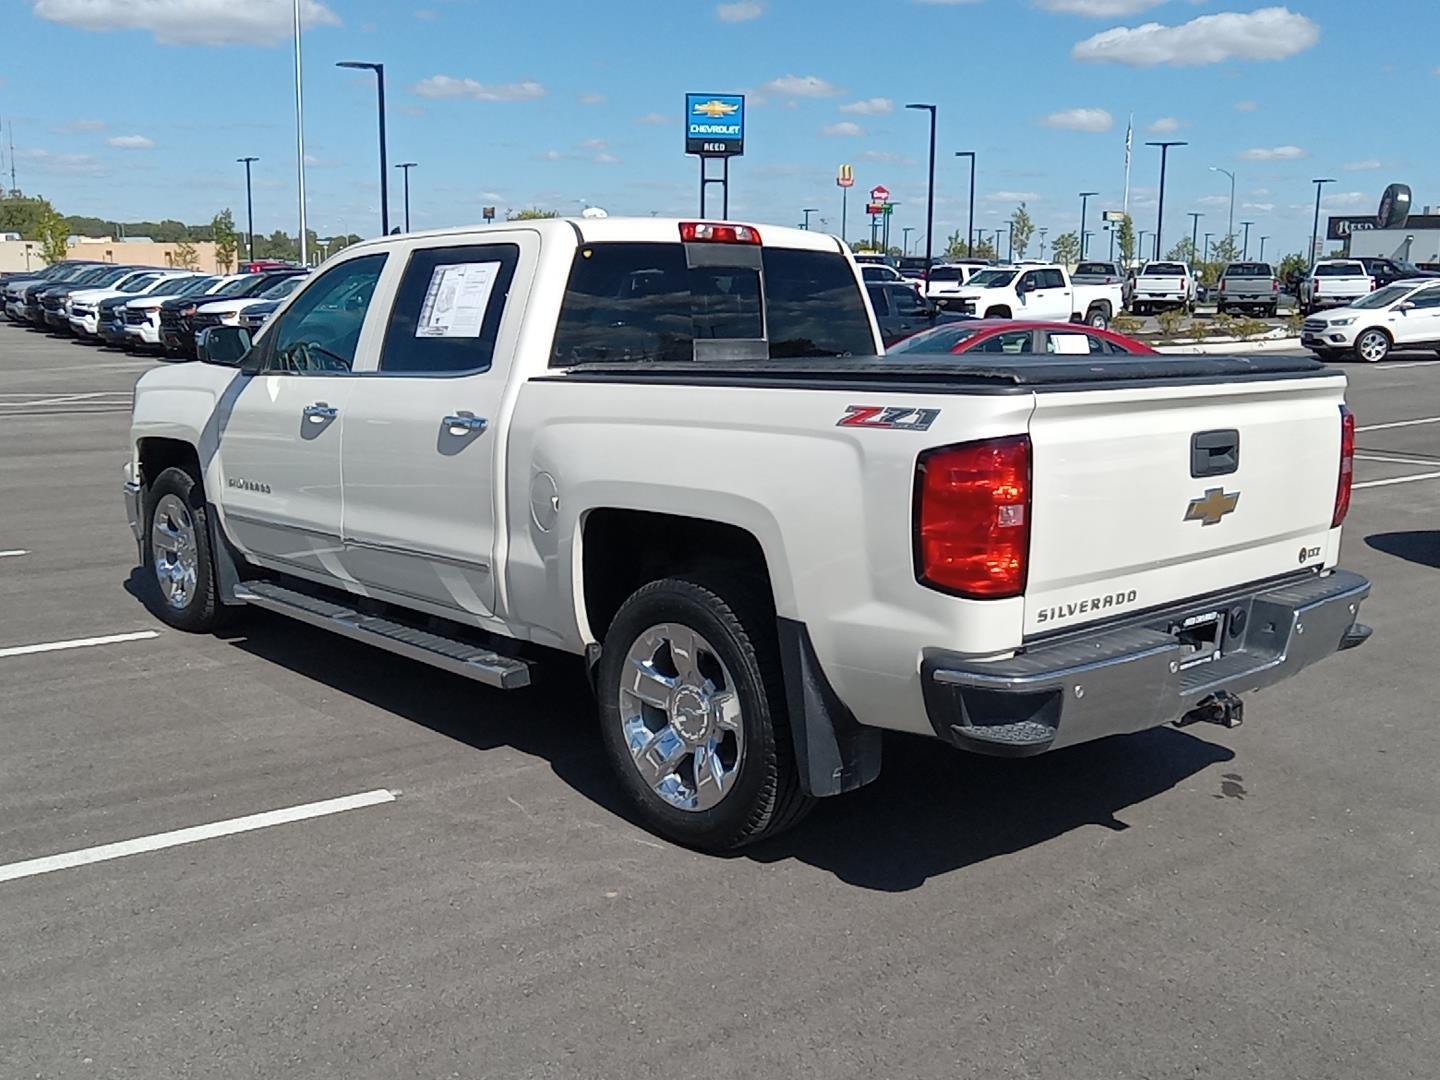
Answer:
top-left (1328, 210), bottom-right (1440, 264)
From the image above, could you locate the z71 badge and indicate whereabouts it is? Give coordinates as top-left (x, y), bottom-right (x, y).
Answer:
top-left (836, 405), bottom-right (940, 431)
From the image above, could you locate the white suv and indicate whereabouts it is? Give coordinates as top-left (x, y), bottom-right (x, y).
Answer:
top-left (1301, 278), bottom-right (1440, 362)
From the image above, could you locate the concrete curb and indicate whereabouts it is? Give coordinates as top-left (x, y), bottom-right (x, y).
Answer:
top-left (1155, 337), bottom-right (1304, 355)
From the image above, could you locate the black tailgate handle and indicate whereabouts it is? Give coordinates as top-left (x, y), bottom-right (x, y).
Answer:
top-left (1192, 429), bottom-right (1239, 477)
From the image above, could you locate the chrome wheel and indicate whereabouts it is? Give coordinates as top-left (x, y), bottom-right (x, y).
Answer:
top-left (1357, 331), bottom-right (1389, 363)
top-left (618, 624), bottom-right (745, 812)
top-left (151, 493), bottom-right (199, 610)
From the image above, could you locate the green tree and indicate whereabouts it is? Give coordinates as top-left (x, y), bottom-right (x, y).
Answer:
top-left (39, 204), bottom-right (69, 263)
top-left (212, 209), bottom-right (237, 272)
top-left (1009, 203), bottom-right (1035, 260)
top-left (1051, 230), bottom-right (1080, 266)
top-left (506, 207), bottom-right (559, 220)
top-left (1115, 214), bottom-right (1136, 265)
top-left (172, 240), bottom-right (199, 269)
top-left (0, 195), bottom-right (56, 239)
top-left (1210, 234), bottom-right (1240, 264)
top-left (1166, 237), bottom-right (1197, 264)
top-left (1278, 251), bottom-right (1308, 284)
top-left (257, 229), bottom-right (298, 260)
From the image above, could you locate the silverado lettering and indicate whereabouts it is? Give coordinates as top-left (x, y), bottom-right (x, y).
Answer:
top-left (1036, 590), bottom-right (1139, 625)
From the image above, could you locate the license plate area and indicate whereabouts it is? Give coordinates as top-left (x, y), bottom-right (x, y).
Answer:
top-left (1171, 609), bottom-right (1227, 669)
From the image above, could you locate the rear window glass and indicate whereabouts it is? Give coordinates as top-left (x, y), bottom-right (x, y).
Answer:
top-left (928, 267), bottom-right (963, 282)
top-left (887, 325), bottom-right (984, 354)
top-left (1314, 263), bottom-right (1365, 277)
top-left (381, 243), bottom-right (520, 374)
top-left (1074, 262), bottom-right (1116, 276)
top-left (1142, 263), bottom-right (1186, 276)
top-left (1223, 263), bottom-right (1273, 277)
top-left (550, 242), bottom-right (874, 365)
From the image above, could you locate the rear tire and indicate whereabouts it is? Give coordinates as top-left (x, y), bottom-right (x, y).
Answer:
top-left (596, 576), bottom-right (813, 851)
top-left (1086, 305), bottom-right (1110, 330)
top-left (143, 466), bottom-right (227, 633)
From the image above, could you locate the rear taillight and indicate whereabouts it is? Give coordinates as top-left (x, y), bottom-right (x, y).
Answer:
top-left (1314, 278), bottom-right (1320, 294)
top-left (1333, 405), bottom-right (1355, 528)
top-left (679, 222), bottom-right (762, 244)
top-left (1272, 278), bottom-right (1280, 292)
top-left (1220, 279), bottom-right (1227, 293)
top-left (914, 436), bottom-right (1031, 598)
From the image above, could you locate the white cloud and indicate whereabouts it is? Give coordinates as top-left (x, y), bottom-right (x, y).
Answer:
top-left (1251, 187), bottom-right (1272, 196)
top-left (33, 0), bottom-right (340, 46)
top-left (1234, 100), bottom-right (1258, 112)
top-left (716, 0), bottom-right (762, 20)
top-left (1323, 191), bottom-right (1368, 210)
top-left (580, 138), bottom-right (608, 151)
top-left (540, 149), bottom-right (563, 161)
top-left (1147, 116), bottom-right (1182, 134)
top-left (822, 121), bottom-right (864, 137)
top-left (107, 134), bottom-right (155, 149)
top-left (1073, 7), bottom-right (1319, 68)
top-left (1242, 202), bottom-right (1275, 211)
top-left (762, 74), bottom-right (844, 98)
top-left (578, 91), bottom-right (606, 106)
top-left (861, 150), bottom-right (917, 165)
top-left (1343, 159), bottom-right (1381, 171)
top-left (53, 119), bottom-right (107, 134)
top-left (839, 97), bottom-right (894, 115)
top-left (1042, 107), bottom-right (1114, 132)
top-left (986, 190), bottom-right (1040, 201)
top-left (413, 76), bottom-right (545, 101)
top-left (1037, 0), bottom-right (1164, 14)
top-left (1239, 145), bottom-right (1306, 160)
top-left (13, 147), bottom-right (106, 176)
top-left (1197, 195), bottom-right (1230, 207)
top-left (594, 152), bottom-right (619, 165)
top-left (413, 8), bottom-right (438, 19)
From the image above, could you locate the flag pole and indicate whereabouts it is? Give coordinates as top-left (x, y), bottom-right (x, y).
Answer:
top-left (1122, 112), bottom-right (1133, 219)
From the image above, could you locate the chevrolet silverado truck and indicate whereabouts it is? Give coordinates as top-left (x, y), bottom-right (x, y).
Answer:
top-left (123, 218), bottom-right (1372, 851)
top-left (947, 264), bottom-right (1121, 328)
top-left (1132, 261), bottom-right (1195, 315)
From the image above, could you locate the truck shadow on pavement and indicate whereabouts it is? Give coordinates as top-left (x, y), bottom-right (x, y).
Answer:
top-left (1365, 531), bottom-right (1440, 570)
top-left (126, 577), bottom-right (1235, 892)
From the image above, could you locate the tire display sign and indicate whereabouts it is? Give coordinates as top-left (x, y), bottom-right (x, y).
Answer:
top-left (685, 93), bottom-right (745, 157)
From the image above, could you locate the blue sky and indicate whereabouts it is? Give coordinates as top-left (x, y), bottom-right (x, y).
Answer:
top-left (3, 0), bottom-right (1436, 257)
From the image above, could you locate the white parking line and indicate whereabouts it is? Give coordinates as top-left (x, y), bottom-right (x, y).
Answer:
top-left (0, 630), bottom-right (158, 659)
top-left (0, 550), bottom-right (27, 558)
top-left (1357, 416), bottom-right (1440, 433)
top-left (1354, 471), bottom-right (1440, 490)
top-left (0, 789), bottom-right (397, 884)
top-left (1354, 453), bottom-right (1440, 467)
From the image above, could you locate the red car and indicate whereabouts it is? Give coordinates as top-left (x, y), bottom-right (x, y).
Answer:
top-left (888, 319), bottom-right (1157, 357)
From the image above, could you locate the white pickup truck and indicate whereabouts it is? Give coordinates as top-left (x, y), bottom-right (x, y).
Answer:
top-left (946, 263), bottom-right (1122, 328)
top-left (1301, 260), bottom-right (1377, 316)
top-left (123, 217), bottom-right (1371, 851)
top-left (1132, 261), bottom-right (1196, 314)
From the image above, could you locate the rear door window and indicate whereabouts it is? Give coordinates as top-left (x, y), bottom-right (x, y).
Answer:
top-left (1040, 269), bottom-right (1067, 289)
top-left (866, 284), bottom-right (890, 317)
top-left (380, 243), bottom-right (520, 375)
top-left (551, 242), bottom-right (874, 364)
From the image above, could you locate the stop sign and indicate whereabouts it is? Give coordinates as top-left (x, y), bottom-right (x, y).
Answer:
top-left (870, 185), bottom-right (890, 202)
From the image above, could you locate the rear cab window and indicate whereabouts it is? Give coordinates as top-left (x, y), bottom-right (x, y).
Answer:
top-left (550, 241), bottom-right (876, 364)
top-left (1314, 262), bottom-right (1366, 277)
top-left (1223, 263), bottom-right (1273, 278)
top-left (1142, 263), bottom-right (1187, 276)
top-left (1074, 262), bottom-right (1116, 277)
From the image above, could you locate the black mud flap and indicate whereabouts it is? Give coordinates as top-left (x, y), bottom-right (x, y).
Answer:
top-left (776, 618), bottom-right (882, 798)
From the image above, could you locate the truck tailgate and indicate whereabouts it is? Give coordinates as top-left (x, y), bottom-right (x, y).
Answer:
top-left (1024, 375), bottom-right (1347, 636)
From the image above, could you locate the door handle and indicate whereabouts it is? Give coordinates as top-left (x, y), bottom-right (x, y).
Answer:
top-left (304, 402), bottom-right (338, 423)
top-left (444, 412), bottom-right (488, 435)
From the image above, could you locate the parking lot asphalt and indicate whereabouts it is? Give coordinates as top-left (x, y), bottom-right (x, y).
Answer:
top-left (2, 323), bottom-right (1437, 1080)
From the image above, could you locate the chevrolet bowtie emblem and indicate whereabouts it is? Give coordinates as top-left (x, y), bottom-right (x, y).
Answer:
top-left (693, 99), bottom-right (740, 119)
top-left (1185, 487), bottom-right (1240, 526)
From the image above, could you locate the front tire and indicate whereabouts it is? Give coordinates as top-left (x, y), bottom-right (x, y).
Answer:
top-left (143, 466), bottom-right (226, 632)
top-left (1086, 305), bottom-right (1110, 330)
top-left (1355, 329), bottom-right (1391, 363)
top-left (596, 577), bottom-right (813, 851)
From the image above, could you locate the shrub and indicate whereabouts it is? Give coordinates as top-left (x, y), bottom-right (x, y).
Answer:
top-left (1111, 314), bottom-right (1143, 337)
top-left (1156, 309), bottom-right (1187, 339)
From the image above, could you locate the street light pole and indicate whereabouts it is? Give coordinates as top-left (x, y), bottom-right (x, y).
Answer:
top-left (1078, 191), bottom-right (1098, 259)
top-left (1107, 224), bottom-right (1115, 261)
top-left (1210, 166), bottom-right (1236, 250)
top-left (337, 60), bottom-right (390, 236)
top-left (236, 156), bottom-right (258, 267)
top-left (1139, 230), bottom-right (1150, 260)
top-left (1310, 178), bottom-right (1336, 267)
top-left (1147, 140), bottom-right (1187, 261)
top-left (1203, 232), bottom-right (1212, 262)
top-left (396, 162), bottom-right (417, 232)
top-left (954, 150), bottom-right (976, 257)
top-left (1188, 212), bottom-right (1202, 263)
top-left (1240, 220), bottom-right (1255, 259)
top-left (1259, 235), bottom-right (1269, 261)
top-left (292, 0), bottom-right (308, 265)
top-left (801, 207), bottom-right (818, 231)
top-left (997, 225), bottom-right (1011, 262)
top-left (902, 226), bottom-right (914, 255)
top-left (1038, 227), bottom-right (1048, 261)
top-left (907, 103), bottom-right (937, 280)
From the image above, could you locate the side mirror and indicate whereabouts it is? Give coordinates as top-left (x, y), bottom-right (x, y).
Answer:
top-left (199, 324), bottom-right (253, 367)
top-left (1015, 279), bottom-right (1031, 294)
top-left (1399, 301), bottom-right (1416, 313)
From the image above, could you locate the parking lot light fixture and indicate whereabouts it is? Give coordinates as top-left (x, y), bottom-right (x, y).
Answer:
top-left (906, 104), bottom-right (937, 285)
top-left (1210, 166), bottom-right (1236, 249)
top-left (1259, 235), bottom-right (1269, 261)
top-left (1078, 192), bottom-right (1098, 259)
top-left (1203, 232), bottom-right (1212, 262)
top-left (1241, 220), bottom-right (1255, 259)
top-left (236, 156), bottom-right (259, 267)
top-left (954, 150), bottom-right (976, 256)
top-left (1147, 140), bottom-right (1187, 260)
top-left (1310, 178), bottom-right (1336, 268)
top-left (337, 60), bottom-right (390, 236)
top-left (396, 162), bottom-right (417, 232)
top-left (1188, 212), bottom-right (1202, 263)
top-left (800, 208), bottom-right (819, 231)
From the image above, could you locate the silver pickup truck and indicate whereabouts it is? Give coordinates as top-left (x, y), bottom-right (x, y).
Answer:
top-left (1217, 261), bottom-right (1281, 317)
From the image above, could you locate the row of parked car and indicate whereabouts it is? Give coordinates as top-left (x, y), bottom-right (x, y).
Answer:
top-left (1, 259), bottom-right (309, 357)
